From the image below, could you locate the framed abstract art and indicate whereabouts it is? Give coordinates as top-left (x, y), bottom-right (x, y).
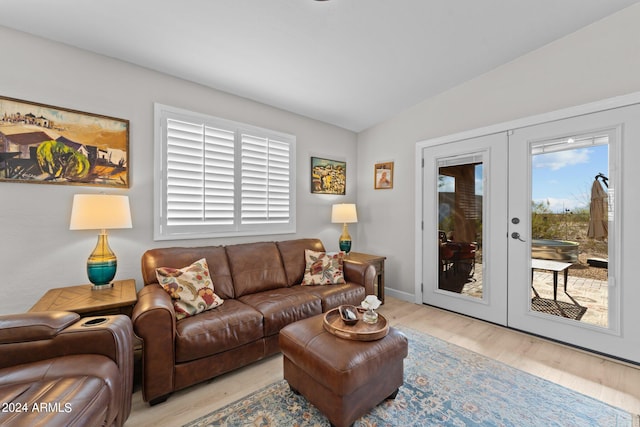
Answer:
top-left (311, 157), bottom-right (346, 195)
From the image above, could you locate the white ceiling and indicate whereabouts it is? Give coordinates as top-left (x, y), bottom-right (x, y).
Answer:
top-left (1, 0), bottom-right (638, 132)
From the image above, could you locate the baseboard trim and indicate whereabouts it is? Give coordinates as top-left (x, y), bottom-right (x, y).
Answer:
top-left (384, 288), bottom-right (414, 303)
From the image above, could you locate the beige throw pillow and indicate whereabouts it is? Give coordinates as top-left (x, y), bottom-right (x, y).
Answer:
top-left (302, 250), bottom-right (346, 285)
top-left (156, 258), bottom-right (224, 320)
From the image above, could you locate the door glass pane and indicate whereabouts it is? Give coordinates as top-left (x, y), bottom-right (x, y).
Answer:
top-left (530, 134), bottom-right (609, 327)
top-left (437, 157), bottom-right (482, 298)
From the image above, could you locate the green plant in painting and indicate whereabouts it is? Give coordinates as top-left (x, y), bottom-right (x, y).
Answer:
top-left (36, 140), bottom-right (90, 180)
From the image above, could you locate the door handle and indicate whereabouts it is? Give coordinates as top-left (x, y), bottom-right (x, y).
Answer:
top-left (511, 232), bottom-right (526, 242)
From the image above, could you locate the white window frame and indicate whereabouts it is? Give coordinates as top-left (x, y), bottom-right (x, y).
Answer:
top-left (154, 103), bottom-right (296, 240)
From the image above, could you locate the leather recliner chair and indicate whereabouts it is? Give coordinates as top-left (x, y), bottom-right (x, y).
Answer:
top-left (0, 311), bottom-right (134, 427)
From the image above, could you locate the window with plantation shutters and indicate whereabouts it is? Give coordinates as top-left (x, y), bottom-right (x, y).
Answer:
top-left (241, 134), bottom-right (291, 225)
top-left (154, 104), bottom-right (296, 240)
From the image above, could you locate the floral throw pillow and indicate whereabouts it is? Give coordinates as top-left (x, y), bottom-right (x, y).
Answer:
top-left (302, 250), bottom-right (346, 285)
top-left (156, 258), bottom-right (224, 320)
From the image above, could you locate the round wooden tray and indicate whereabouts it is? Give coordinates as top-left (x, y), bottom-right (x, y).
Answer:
top-left (323, 307), bottom-right (389, 341)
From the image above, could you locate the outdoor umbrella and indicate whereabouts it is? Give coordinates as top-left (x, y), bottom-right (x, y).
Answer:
top-left (587, 178), bottom-right (608, 240)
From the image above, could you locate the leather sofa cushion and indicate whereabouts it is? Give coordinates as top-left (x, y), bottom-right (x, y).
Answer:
top-left (276, 239), bottom-right (325, 286)
top-left (175, 299), bottom-right (263, 363)
top-left (239, 288), bottom-right (322, 336)
top-left (226, 242), bottom-right (288, 297)
top-left (0, 354), bottom-right (120, 427)
top-left (0, 377), bottom-right (110, 427)
top-left (293, 283), bottom-right (366, 311)
top-left (141, 246), bottom-right (235, 299)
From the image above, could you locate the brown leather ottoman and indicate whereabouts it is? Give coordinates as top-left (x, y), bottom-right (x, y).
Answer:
top-left (279, 314), bottom-right (408, 427)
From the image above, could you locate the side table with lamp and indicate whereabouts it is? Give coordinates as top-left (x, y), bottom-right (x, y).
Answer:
top-left (331, 203), bottom-right (386, 303)
top-left (31, 193), bottom-right (137, 316)
top-left (30, 193), bottom-right (141, 384)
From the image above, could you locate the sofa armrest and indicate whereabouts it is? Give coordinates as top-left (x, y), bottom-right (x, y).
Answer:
top-left (0, 312), bottom-right (134, 426)
top-left (343, 260), bottom-right (376, 296)
top-left (59, 315), bottom-right (134, 425)
top-left (131, 284), bottom-right (177, 403)
top-left (0, 312), bottom-right (133, 369)
top-left (0, 311), bottom-right (79, 344)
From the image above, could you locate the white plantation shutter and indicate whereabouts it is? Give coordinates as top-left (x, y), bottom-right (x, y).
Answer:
top-left (241, 134), bottom-right (291, 225)
top-left (154, 104), bottom-right (296, 240)
top-left (166, 119), bottom-right (235, 227)
top-left (267, 139), bottom-right (292, 222)
top-left (204, 126), bottom-right (236, 224)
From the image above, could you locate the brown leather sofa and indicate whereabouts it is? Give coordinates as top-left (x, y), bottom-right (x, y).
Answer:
top-left (0, 311), bottom-right (134, 427)
top-left (132, 238), bottom-right (376, 405)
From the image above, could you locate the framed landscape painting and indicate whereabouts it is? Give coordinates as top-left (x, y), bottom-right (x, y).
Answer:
top-left (311, 157), bottom-right (346, 195)
top-left (0, 96), bottom-right (129, 187)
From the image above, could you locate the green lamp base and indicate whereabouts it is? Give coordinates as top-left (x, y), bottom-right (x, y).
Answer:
top-left (87, 232), bottom-right (117, 289)
top-left (87, 260), bottom-right (117, 289)
top-left (339, 239), bottom-right (352, 253)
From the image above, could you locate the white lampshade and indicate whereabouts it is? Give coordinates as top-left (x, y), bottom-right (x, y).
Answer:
top-left (70, 194), bottom-right (132, 230)
top-left (331, 204), bottom-right (358, 223)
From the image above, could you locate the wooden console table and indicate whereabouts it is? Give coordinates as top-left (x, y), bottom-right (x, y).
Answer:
top-left (29, 279), bottom-right (138, 317)
top-left (345, 252), bottom-right (386, 303)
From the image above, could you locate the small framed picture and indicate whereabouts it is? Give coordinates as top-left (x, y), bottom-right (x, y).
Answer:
top-left (374, 161), bottom-right (393, 189)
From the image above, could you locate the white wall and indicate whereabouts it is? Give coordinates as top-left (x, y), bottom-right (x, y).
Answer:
top-left (356, 4), bottom-right (640, 301)
top-left (0, 27), bottom-right (358, 314)
top-left (4, 4), bottom-right (640, 314)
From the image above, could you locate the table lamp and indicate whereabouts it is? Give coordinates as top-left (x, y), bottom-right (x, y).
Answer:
top-left (70, 194), bottom-right (132, 289)
top-left (331, 203), bottom-right (358, 253)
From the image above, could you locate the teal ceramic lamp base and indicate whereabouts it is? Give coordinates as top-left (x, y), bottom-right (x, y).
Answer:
top-left (87, 260), bottom-right (116, 289)
top-left (87, 232), bottom-right (117, 290)
top-left (339, 223), bottom-right (352, 254)
top-left (339, 239), bottom-right (352, 253)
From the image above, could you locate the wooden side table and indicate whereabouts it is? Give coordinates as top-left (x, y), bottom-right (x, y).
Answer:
top-left (29, 279), bottom-right (138, 317)
top-left (345, 252), bottom-right (386, 303)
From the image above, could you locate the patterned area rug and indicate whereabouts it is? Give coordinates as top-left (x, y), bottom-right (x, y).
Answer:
top-left (184, 328), bottom-right (637, 427)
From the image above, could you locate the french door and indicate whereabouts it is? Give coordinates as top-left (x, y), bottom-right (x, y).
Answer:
top-left (421, 132), bottom-right (508, 325)
top-left (419, 100), bottom-right (640, 364)
top-left (507, 106), bottom-right (635, 361)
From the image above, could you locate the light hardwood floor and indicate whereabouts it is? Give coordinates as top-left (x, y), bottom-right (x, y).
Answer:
top-left (127, 297), bottom-right (640, 426)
